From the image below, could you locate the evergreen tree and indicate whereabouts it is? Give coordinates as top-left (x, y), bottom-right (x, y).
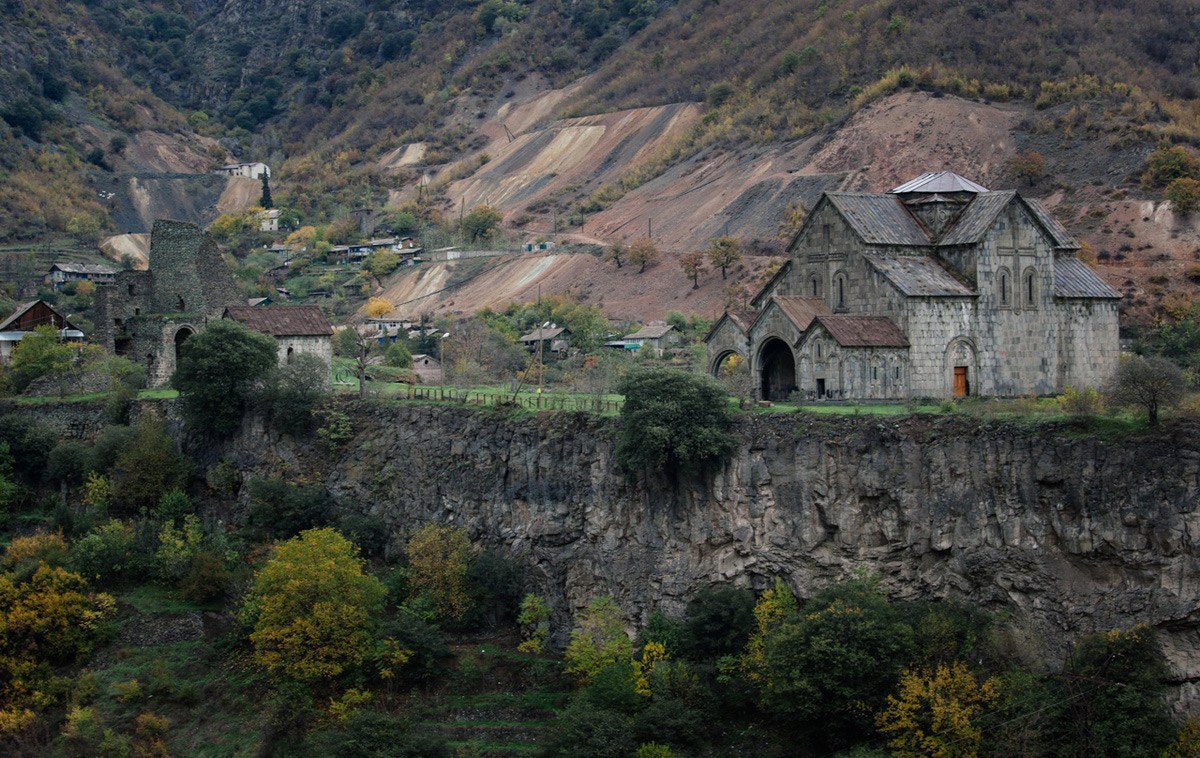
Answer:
top-left (260, 171), bottom-right (273, 209)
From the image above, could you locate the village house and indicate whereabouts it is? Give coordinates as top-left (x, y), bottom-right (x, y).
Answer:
top-left (411, 354), bottom-right (441, 383)
top-left (46, 262), bottom-right (118, 289)
top-left (259, 209), bottom-right (281, 233)
top-left (705, 172), bottom-right (1119, 401)
top-left (223, 305), bottom-right (334, 377)
top-left (0, 300), bottom-right (85, 365)
top-left (333, 237), bottom-right (422, 265)
top-left (622, 323), bottom-right (680, 357)
top-left (215, 161), bottom-right (270, 179)
top-left (519, 325), bottom-right (571, 356)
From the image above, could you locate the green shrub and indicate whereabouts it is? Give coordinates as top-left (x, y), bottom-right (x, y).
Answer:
top-left (264, 354), bottom-right (329, 436)
top-left (375, 608), bottom-right (451, 683)
top-left (681, 585), bottom-right (756, 661)
top-left (46, 441), bottom-right (90, 486)
top-left (302, 710), bottom-right (450, 757)
top-left (616, 368), bottom-right (737, 476)
top-left (543, 699), bottom-right (637, 758)
top-left (1050, 625), bottom-right (1174, 756)
top-left (565, 596), bottom-right (633, 683)
top-left (0, 414), bottom-right (58, 483)
top-left (761, 577), bottom-right (916, 740)
top-left (156, 488), bottom-right (193, 522)
top-left (464, 549), bottom-right (525, 628)
top-left (69, 520), bottom-right (138, 585)
top-left (88, 425), bottom-right (136, 475)
top-left (179, 550), bottom-right (233, 604)
top-left (111, 414), bottom-right (190, 512)
top-left (1166, 177), bottom-right (1200, 214)
top-left (246, 477), bottom-right (331, 539)
top-left (1142, 145), bottom-right (1200, 188)
top-left (384, 341), bottom-right (412, 368)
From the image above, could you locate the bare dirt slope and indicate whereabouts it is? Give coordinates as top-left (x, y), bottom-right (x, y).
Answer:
top-left (368, 252), bottom-right (778, 322)
top-left (99, 233), bottom-right (150, 269)
top-left (402, 87), bottom-right (1191, 323)
top-left (446, 102), bottom-right (702, 217)
top-left (216, 177), bottom-right (263, 215)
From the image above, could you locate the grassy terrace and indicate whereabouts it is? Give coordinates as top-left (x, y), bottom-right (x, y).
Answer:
top-left (6, 374), bottom-right (1155, 435)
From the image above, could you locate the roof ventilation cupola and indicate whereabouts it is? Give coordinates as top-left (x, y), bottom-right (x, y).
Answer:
top-left (890, 172), bottom-right (989, 239)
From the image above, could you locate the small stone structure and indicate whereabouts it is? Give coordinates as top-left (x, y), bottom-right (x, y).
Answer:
top-left (706, 172), bottom-right (1120, 400)
top-left (94, 220), bottom-right (245, 387)
top-left (223, 305), bottom-right (333, 376)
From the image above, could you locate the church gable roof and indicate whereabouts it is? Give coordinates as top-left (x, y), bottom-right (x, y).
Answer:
top-left (937, 191), bottom-right (1016, 245)
top-left (814, 315), bottom-right (909, 348)
top-left (826, 194), bottom-right (929, 246)
top-left (936, 192), bottom-right (1079, 250)
top-left (771, 296), bottom-right (831, 333)
top-left (1021, 197), bottom-right (1080, 250)
top-left (1053, 257), bottom-right (1120, 299)
top-left (864, 255), bottom-right (975, 297)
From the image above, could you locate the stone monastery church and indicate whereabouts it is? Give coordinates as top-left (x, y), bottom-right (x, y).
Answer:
top-left (705, 172), bottom-right (1120, 401)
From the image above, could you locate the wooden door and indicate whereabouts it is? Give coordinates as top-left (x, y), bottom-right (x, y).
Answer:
top-left (953, 366), bottom-right (968, 397)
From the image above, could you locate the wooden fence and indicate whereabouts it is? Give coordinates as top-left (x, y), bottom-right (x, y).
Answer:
top-left (400, 385), bottom-right (623, 414)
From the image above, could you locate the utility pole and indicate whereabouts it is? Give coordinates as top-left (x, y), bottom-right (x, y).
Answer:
top-left (536, 284), bottom-right (545, 398)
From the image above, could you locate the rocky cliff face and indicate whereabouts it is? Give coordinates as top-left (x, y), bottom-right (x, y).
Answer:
top-left (219, 402), bottom-right (1200, 707)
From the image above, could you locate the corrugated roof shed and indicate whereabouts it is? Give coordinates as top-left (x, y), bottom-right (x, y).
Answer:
top-left (891, 172), bottom-right (989, 194)
top-left (937, 191), bottom-right (1016, 246)
top-left (770, 296), bottom-right (831, 332)
top-left (625, 324), bottom-right (675, 340)
top-left (49, 262), bottom-right (118, 275)
top-left (1054, 257), bottom-right (1120, 299)
top-left (519, 326), bottom-right (568, 342)
top-left (865, 255), bottom-right (975, 296)
top-left (224, 305), bottom-right (333, 336)
top-left (826, 194), bottom-right (930, 246)
top-left (816, 315), bottom-right (909, 347)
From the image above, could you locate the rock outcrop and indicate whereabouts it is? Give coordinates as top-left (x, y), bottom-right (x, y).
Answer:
top-left (221, 402), bottom-right (1200, 708)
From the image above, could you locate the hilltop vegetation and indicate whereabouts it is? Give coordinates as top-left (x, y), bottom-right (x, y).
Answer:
top-left (2, 0), bottom-right (1198, 244)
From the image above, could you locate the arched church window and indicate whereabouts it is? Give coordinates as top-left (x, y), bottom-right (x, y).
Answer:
top-left (810, 275), bottom-right (820, 297)
top-left (1023, 267), bottom-right (1038, 309)
top-left (998, 268), bottom-right (1011, 306)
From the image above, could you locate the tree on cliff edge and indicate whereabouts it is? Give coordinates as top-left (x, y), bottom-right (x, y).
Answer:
top-left (172, 320), bottom-right (278, 436)
top-left (615, 368), bottom-right (736, 477)
top-left (1107, 355), bottom-right (1184, 426)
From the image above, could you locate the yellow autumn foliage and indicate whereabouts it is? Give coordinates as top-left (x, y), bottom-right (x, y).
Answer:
top-left (0, 565), bottom-right (115, 734)
top-left (241, 528), bottom-right (386, 683)
top-left (876, 661), bottom-right (999, 758)
top-left (406, 523), bottom-right (473, 621)
top-left (739, 577), bottom-right (797, 684)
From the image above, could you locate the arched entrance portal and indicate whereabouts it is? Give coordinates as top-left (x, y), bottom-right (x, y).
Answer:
top-left (759, 338), bottom-right (796, 401)
top-left (174, 326), bottom-right (195, 362)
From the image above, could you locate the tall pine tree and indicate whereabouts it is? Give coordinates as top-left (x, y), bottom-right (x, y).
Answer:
top-left (260, 170), bottom-right (273, 209)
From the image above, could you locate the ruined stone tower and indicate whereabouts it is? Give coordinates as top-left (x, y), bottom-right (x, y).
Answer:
top-left (94, 220), bottom-right (244, 387)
